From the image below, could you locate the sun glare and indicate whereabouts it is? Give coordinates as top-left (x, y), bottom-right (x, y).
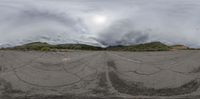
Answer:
top-left (92, 15), bottom-right (107, 25)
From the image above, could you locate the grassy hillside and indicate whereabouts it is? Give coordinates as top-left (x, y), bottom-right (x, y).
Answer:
top-left (107, 42), bottom-right (172, 51)
top-left (4, 41), bottom-right (174, 51)
top-left (54, 44), bottom-right (103, 50)
top-left (9, 42), bottom-right (103, 51)
top-left (13, 42), bottom-right (53, 51)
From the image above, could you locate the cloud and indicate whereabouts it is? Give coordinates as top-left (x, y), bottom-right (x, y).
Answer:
top-left (95, 19), bottom-right (149, 46)
top-left (0, 1), bottom-right (98, 47)
top-left (0, 0), bottom-right (200, 47)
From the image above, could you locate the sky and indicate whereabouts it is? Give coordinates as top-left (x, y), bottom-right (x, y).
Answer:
top-left (1, 0), bottom-right (200, 47)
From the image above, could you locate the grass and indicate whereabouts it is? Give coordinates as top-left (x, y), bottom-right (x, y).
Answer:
top-left (8, 42), bottom-right (53, 51)
top-left (2, 41), bottom-right (179, 52)
top-left (107, 42), bottom-right (172, 51)
top-left (5, 42), bottom-right (103, 51)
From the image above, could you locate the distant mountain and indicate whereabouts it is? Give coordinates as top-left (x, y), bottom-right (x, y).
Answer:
top-left (2, 41), bottom-right (193, 51)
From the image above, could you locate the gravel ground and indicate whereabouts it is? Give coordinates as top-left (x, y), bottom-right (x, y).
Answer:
top-left (1, 50), bottom-right (200, 99)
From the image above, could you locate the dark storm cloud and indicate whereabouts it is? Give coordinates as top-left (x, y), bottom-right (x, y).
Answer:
top-left (96, 20), bottom-right (149, 46)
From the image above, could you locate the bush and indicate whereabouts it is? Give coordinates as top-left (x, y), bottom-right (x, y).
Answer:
top-left (40, 47), bottom-right (50, 51)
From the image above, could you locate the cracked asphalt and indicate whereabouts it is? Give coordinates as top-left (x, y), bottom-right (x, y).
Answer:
top-left (1, 50), bottom-right (200, 99)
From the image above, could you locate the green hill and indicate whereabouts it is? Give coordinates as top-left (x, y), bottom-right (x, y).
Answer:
top-left (11, 42), bottom-right (103, 51)
top-left (54, 44), bottom-right (103, 50)
top-left (5, 41), bottom-right (172, 51)
top-left (107, 42), bottom-right (171, 51)
top-left (12, 42), bottom-right (53, 51)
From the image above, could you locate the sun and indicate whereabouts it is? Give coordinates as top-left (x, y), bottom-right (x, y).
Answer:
top-left (83, 14), bottom-right (110, 32)
top-left (92, 15), bottom-right (107, 25)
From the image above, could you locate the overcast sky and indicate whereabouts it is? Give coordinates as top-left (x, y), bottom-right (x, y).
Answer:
top-left (1, 0), bottom-right (200, 47)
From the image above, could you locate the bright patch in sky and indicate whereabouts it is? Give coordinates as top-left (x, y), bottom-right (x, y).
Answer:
top-left (92, 15), bottom-right (107, 25)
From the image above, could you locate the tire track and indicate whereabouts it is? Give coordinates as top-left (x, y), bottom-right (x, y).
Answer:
top-left (1, 51), bottom-right (46, 74)
top-left (103, 52), bottom-right (119, 95)
top-left (10, 64), bottom-right (82, 88)
top-left (6, 51), bottom-right (98, 88)
top-left (108, 52), bottom-right (200, 77)
top-left (106, 52), bottom-right (200, 96)
top-left (110, 51), bottom-right (199, 66)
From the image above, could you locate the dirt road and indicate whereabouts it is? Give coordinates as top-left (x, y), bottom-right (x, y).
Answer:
top-left (1, 50), bottom-right (200, 99)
